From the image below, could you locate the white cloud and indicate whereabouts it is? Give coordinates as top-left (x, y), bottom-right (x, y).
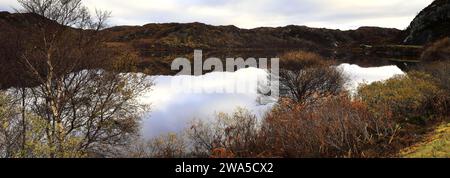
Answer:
top-left (0, 0), bottom-right (18, 11)
top-left (0, 0), bottom-right (434, 29)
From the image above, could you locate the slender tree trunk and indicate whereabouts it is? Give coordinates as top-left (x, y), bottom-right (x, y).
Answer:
top-left (21, 87), bottom-right (26, 152)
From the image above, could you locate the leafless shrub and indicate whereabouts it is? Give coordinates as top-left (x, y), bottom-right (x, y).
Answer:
top-left (260, 95), bottom-right (399, 158)
top-left (421, 37), bottom-right (450, 62)
top-left (418, 38), bottom-right (450, 115)
top-left (127, 134), bottom-right (187, 158)
top-left (279, 51), bottom-right (346, 105)
top-left (188, 108), bottom-right (261, 158)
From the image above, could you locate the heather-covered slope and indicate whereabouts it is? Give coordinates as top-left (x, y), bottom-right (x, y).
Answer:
top-left (0, 11), bottom-right (404, 89)
top-left (1, 0), bottom-right (449, 89)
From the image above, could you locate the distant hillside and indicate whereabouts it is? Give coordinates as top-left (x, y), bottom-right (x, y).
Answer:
top-left (404, 0), bottom-right (450, 44)
top-left (0, 11), bottom-right (403, 87)
top-left (101, 22), bottom-right (402, 69)
top-left (1, 0), bottom-right (449, 88)
top-left (0, 12), bottom-right (79, 89)
top-left (103, 23), bottom-right (400, 54)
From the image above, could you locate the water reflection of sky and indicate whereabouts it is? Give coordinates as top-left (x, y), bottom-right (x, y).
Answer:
top-left (139, 63), bottom-right (405, 139)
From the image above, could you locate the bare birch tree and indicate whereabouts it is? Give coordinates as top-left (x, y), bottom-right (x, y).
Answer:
top-left (9, 0), bottom-right (152, 157)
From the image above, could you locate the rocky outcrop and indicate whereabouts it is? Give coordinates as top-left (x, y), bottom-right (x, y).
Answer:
top-left (404, 0), bottom-right (450, 44)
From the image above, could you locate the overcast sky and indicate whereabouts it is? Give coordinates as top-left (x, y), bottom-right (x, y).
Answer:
top-left (0, 0), bottom-right (434, 30)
